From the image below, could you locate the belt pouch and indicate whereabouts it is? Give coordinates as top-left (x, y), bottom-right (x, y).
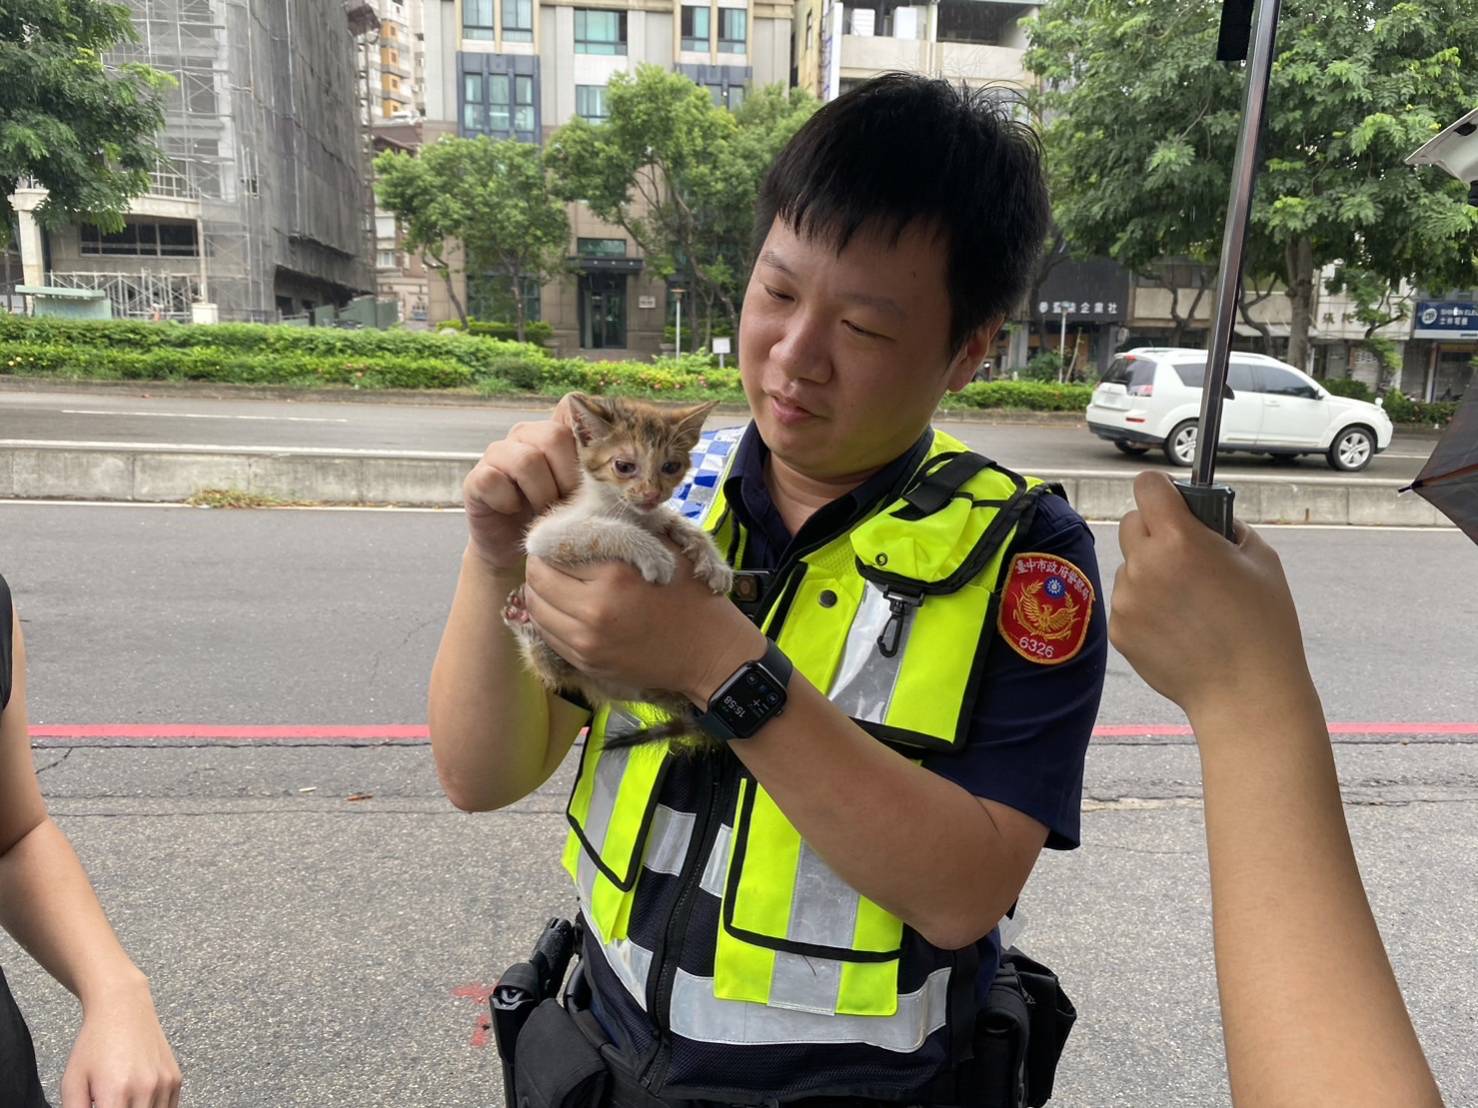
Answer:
top-left (1001, 950), bottom-right (1076, 1107)
top-left (969, 966), bottom-right (1031, 1108)
top-left (512, 998), bottom-right (611, 1108)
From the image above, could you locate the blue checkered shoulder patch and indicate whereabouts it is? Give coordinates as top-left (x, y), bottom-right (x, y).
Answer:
top-left (666, 425), bottom-right (746, 520)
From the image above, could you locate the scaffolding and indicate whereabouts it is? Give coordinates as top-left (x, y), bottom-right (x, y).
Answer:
top-left (47, 0), bottom-right (374, 323)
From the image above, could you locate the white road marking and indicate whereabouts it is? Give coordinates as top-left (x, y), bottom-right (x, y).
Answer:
top-left (1089, 519), bottom-right (1459, 532)
top-left (0, 498), bottom-right (457, 513)
top-left (61, 408), bottom-right (349, 424)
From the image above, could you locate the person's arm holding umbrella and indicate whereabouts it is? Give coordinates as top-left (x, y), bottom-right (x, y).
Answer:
top-left (1111, 472), bottom-right (1444, 1107)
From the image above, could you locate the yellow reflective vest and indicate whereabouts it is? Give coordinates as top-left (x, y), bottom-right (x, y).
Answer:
top-left (561, 425), bottom-right (1057, 1099)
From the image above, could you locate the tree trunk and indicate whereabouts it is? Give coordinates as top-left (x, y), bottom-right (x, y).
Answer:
top-left (434, 261), bottom-right (468, 328)
top-left (1285, 236), bottom-right (1315, 371)
top-left (1237, 290), bottom-right (1274, 354)
top-left (511, 270), bottom-right (527, 343)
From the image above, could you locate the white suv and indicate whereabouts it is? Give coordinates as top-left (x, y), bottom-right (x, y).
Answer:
top-left (1086, 348), bottom-right (1394, 472)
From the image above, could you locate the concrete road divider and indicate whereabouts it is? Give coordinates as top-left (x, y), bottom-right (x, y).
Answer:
top-left (0, 444), bottom-right (1453, 528)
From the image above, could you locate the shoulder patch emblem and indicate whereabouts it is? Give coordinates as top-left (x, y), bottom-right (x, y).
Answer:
top-left (998, 551), bottom-right (1095, 666)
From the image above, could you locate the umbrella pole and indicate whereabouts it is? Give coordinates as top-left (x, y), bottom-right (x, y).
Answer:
top-left (1175, 0), bottom-right (1283, 540)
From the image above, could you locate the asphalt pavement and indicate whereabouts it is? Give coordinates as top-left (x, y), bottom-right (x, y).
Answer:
top-left (0, 503), bottom-right (1474, 1107)
top-left (0, 384), bottom-right (1437, 481)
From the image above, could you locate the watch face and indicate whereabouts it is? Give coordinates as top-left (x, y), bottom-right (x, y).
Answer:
top-left (716, 667), bottom-right (786, 733)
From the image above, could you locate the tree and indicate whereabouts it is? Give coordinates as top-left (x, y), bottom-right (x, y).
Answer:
top-left (1, 0), bottom-right (169, 265)
top-left (1025, 0), bottom-right (1478, 371)
top-left (374, 136), bottom-right (569, 336)
top-left (546, 66), bottom-right (817, 342)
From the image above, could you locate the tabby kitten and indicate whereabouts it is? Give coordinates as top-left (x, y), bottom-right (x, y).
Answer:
top-left (503, 392), bottom-right (733, 746)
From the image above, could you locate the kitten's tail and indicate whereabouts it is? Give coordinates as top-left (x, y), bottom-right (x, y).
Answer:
top-left (599, 710), bottom-right (710, 752)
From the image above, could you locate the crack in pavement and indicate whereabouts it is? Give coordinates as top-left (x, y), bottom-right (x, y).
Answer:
top-left (33, 746), bottom-right (76, 774)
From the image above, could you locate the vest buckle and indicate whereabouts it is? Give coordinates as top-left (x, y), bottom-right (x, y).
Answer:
top-left (876, 587), bottom-right (924, 658)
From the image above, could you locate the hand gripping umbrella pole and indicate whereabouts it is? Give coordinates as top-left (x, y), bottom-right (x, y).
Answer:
top-left (1175, 0), bottom-right (1283, 540)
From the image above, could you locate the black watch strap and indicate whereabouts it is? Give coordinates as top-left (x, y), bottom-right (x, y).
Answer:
top-left (694, 639), bottom-right (793, 742)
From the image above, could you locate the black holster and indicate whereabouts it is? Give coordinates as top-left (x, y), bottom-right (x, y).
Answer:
top-left (492, 918), bottom-right (598, 1108)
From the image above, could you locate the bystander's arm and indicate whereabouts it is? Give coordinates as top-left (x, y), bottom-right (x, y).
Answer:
top-left (1111, 472), bottom-right (1443, 1107)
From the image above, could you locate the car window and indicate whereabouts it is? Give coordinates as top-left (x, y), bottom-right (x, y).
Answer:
top-left (1102, 356), bottom-right (1155, 390)
top-left (1259, 364), bottom-right (1318, 398)
top-left (1228, 362), bottom-right (1262, 393)
top-left (1171, 360), bottom-right (1255, 395)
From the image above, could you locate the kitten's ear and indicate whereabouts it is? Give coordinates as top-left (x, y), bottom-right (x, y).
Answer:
top-left (566, 392), bottom-right (616, 447)
top-left (670, 400), bottom-right (718, 448)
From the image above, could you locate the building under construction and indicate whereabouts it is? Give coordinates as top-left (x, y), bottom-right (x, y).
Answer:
top-left (5, 0), bottom-right (374, 322)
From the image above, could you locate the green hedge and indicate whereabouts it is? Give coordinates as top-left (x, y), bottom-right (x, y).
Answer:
top-left (1381, 389), bottom-right (1457, 427)
top-left (436, 318), bottom-right (556, 344)
top-left (1322, 376), bottom-right (1376, 402)
top-left (944, 381), bottom-right (1095, 412)
top-left (1, 316), bottom-right (1104, 413)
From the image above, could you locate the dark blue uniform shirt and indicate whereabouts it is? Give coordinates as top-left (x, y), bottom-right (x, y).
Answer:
top-left (727, 419), bottom-right (1104, 868)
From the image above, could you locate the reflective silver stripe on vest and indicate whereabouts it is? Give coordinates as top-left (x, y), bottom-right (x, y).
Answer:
top-left (669, 966), bottom-right (951, 1051)
top-left (574, 738), bottom-right (632, 907)
top-left (637, 805), bottom-right (730, 899)
top-left (585, 916), bottom-right (655, 1011)
top-left (643, 804), bottom-right (694, 878)
top-left (767, 841), bottom-right (860, 1014)
top-left (827, 582), bottom-right (913, 723)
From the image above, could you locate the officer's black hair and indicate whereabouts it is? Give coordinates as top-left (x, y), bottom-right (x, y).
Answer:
top-left (753, 73), bottom-right (1051, 359)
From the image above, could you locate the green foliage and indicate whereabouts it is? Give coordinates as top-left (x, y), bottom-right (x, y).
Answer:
top-left (437, 318), bottom-right (555, 344)
top-left (374, 136), bottom-right (569, 335)
top-left (1025, 0), bottom-right (1478, 366)
top-left (1322, 376), bottom-right (1376, 402)
top-left (1020, 351), bottom-right (1065, 382)
top-left (1380, 388), bottom-right (1456, 427)
top-left (945, 381), bottom-right (1095, 412)
top-left (1, 0), bottom-right (170, 244)
top-left (547, 69), bottom-right (818, 339)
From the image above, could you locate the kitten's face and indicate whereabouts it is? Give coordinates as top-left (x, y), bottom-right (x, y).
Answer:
top-left (567, 394), bottom-right (715, 512)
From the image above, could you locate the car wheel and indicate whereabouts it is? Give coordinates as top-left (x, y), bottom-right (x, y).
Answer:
top-left (1163, 420), bottom-right (1198, 467)
top-left (1328, 425), bottom-right (1375, 472)
top-left (1114, 441), bottom-right (1151, 456)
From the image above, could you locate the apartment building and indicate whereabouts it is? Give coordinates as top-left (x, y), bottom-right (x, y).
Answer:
top-left (792, 0), bottom-right (1035, 101)
top-left (422, 0), bottom-right (792, 357)
top-left (5, 0), bottom-right (373, 323)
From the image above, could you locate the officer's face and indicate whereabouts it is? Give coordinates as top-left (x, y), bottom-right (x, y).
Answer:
top-left (739, 217), bottom-right (989, 482)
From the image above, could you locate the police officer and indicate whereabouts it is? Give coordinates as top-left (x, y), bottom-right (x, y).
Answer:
top-left (429, 74), bottom-right (1107, 1106)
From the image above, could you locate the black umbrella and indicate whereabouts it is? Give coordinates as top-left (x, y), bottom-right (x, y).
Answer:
top-left (1404, 388), bottom-right (1478, 543)
top-left (1174, 0), bottom-right (1281, 540)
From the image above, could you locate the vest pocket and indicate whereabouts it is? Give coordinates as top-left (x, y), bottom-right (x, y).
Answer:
top-left (713, 777), bottom-right (904, 1017)
top-left (563, 708), bottom-right (671, 942)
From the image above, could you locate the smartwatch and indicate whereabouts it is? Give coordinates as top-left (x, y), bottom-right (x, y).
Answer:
top-left (694, 639), bottom-right (793, 742)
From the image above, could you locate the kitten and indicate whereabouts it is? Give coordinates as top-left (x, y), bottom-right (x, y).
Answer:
top-left (503, 392), bottom-right (734, 748)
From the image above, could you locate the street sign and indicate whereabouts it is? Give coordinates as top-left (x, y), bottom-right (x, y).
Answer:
top-left (1412, 301), bottom-right (1478, 340)
top-left (713, 337), bottom-right (731, 354)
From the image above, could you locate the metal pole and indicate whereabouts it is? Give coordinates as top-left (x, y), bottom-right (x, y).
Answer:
top-left (1172, 0), bottom-right (1282, 539)
top-left (1193, 0), bottom-right (1281, 488)
top-left (1059, 308), bottom-right (1068, 380)
top-left (675, 291), bottom-right (683, 356)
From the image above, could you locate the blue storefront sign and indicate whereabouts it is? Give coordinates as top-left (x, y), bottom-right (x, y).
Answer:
top-left (1412, 301), bottom-right (1478, 340)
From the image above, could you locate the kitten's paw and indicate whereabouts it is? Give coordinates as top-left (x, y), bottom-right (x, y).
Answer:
top-left (631, 545), bottom-right (677, 585)
top-left (502, 585), bottom-right (532, 627)
top-left (692, 550), bottom-right (734, 595)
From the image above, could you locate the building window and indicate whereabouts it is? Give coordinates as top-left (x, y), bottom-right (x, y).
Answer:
top-left (575, 9), bottom-right (626, 54)
top-left (463, 72), bottom-right (484, 131)
top-left (80, 220), bottom-right (198, 257)
top-left (578, 237), bottom-right (626, 257)
top-left (465, 72), bottom-right (536, 137)
top-left (464, 0), bottom-right (494, 40)
top-left (576, 84), bottom-right (609, 123)
top-left (702, 82), bottom-right (746, 110)
top-left (718, 8), bottom-right (747, 52)
top-left (681, 5), bottom-right (710, 51)
top-left (377, 250), bottom-right (398, 269)
top-left (503, 0), bottom-right (533, 42)
top-left (468, 272), bottom-right (542, 324)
